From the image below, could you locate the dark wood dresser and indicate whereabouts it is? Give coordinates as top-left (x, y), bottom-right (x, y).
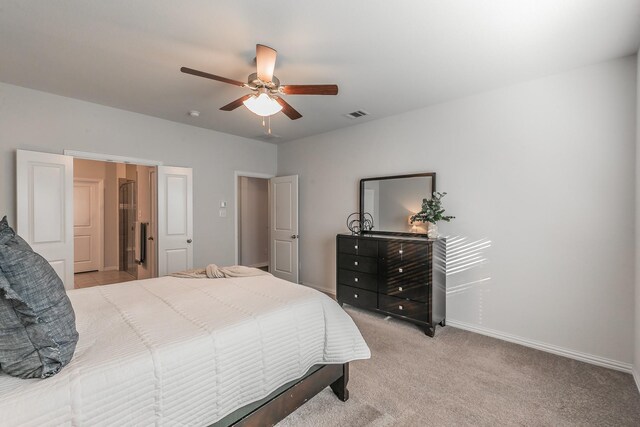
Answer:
top-left (336, 233), bottom-right (445, 337)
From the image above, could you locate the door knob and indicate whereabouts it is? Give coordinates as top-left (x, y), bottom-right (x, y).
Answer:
top-left (187, 239), bottom-right (193, 243)
top-left (291, 234), bottom-right (299, 239)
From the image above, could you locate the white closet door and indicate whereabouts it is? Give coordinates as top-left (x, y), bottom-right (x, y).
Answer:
top-left (16, 150), bottom-right (74, 289)
top-left (157, 166), bottom-right (193, 276)
top-left (73, 179), bottom-right (103, 273)
top-left (270, 175), bottom-right (299, 283)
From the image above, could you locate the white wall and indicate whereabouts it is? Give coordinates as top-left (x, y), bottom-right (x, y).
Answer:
top-left (278, 56), bottom-right (637, 368)
top-left (0, 82), bottom-right (277, 269)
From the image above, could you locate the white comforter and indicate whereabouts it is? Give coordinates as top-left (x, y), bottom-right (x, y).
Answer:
top-left (0, 275), bottom-right (370, 426)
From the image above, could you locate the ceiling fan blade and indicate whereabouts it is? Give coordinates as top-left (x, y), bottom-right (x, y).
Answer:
top-left (275, 97), bottom-right (302, 120)
top-left (281, 84), bottom-right (339, 95)
top-left (256, 44), bottom-right (277, 82)
top-left (181, 67), bottom-right (245, 87)
top-left (220, 94), bottom-right (253, 111)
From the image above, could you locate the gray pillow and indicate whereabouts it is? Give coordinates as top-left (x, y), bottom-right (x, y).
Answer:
top-left (0, 216), bottom-right (79, 379)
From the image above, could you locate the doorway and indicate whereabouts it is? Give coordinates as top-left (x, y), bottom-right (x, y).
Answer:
top-left (16, 149), bottom-right (194, 289)
top-left (234, 172), bottom-right (299, 283)
top-left (73, 159), bottom-right (158, 289)
top-left (237, 175), bottom-right (270, 271)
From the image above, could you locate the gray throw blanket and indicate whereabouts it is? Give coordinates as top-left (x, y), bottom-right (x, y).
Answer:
top-left (170, 264), bottom-right (271, 279)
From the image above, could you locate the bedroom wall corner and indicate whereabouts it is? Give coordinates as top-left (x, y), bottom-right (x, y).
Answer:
top-left (278, 56), bottom-right (637, 370)
top-left (635, 49), bottom-right (640, 393)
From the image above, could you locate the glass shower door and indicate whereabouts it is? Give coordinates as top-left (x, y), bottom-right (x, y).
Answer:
top-left (119, 180), bottom-right (137, 278)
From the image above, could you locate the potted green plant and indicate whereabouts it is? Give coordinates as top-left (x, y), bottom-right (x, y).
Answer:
top-left (410, 191), bottom-right (455, 238)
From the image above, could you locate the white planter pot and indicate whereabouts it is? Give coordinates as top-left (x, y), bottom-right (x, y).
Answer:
top-left (427, 222), bottom-right (438, 238)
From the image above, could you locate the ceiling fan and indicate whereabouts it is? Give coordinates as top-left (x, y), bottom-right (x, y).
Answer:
top-left (181, 44), bottom-right (338, 121)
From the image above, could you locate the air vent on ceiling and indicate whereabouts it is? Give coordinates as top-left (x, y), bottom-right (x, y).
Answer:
top-left (345, 110), bottom-right (369, 119)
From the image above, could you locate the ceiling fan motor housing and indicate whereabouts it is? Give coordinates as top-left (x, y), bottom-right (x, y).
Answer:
top-left (247, 72), bottom-right (280, 93)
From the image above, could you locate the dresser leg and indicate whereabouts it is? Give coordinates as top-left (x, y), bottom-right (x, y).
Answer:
top-left (425, 325), bottom-right (436, 337)
top-left (439, 319), bottom-right (446, 327)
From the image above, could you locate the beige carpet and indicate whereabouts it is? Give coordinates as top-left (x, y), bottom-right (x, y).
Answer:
top-left (278, 306), bottom-right (640, 426)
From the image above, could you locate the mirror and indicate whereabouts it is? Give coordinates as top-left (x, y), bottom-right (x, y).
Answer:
top-left (360, 173), bottom-right (436, 236)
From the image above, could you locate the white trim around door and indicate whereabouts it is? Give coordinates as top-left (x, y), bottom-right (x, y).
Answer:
top-left (63, 150), bottom-right (163, 166)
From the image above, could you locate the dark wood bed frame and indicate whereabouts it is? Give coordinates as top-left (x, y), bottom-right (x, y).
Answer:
top-left (216, 363), bottom-right (349, 427)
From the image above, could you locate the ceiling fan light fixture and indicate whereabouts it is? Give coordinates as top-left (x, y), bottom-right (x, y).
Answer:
top-left (243, 92), bottom-right (283, 117)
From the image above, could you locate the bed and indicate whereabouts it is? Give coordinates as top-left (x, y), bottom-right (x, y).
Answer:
top-left (0, 274), bottom-right (370, 426)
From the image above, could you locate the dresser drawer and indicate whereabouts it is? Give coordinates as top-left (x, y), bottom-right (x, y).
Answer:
top-left (338, 285), bottom-right (377, 309)
top-left (379, 295), bottom-right (428, 322)
top-left (381, 260), bottom-right (429, 285)
top-left (379, 282), bottom-right (429, 303)
top-left (337, 254), bottom-right (378, 274)
top-left (338, 237), bottom-right (378, 257)
top-left (338, 269), bottom-right (377, 292)
top-left (381, 241), bottom-right (429, 263)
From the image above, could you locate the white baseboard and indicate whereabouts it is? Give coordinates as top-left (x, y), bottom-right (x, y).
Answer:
top-left (102, 266), bottom-right (119, 271)
top-left (633, 367), bottom-right (640, 394)
top-left (446, 319), bottom-right (633, 373)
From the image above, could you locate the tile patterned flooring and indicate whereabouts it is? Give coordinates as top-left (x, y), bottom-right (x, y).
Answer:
top-left (74, 270), bottom-right (136, 289)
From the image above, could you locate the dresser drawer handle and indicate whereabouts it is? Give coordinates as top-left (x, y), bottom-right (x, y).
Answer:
top-left (398, 286), bottom-right (403, 291)
top-left (398, 305), bottom-right (404, 310)
top-left (354, 245), bottom-right (358, 250)
top-left (354, 293), bottom-right (359, 299)
top-left (398, 268), bottom-right (403, 273)
top-left (354, 277), bottom-right (359, 282)
top-left (354, 261), bottom-right (359, 266)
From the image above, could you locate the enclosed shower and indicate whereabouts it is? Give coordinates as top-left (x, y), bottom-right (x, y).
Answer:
top-left (119, 179), bottom-right (137, 278)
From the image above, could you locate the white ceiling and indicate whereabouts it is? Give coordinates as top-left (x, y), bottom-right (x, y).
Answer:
top-left (1, 0), bottom-right (639, 143)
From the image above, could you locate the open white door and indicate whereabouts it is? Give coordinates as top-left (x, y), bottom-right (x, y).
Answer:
top-left (16, 150), bottom-right (74, 289)
top-left (270, 175), bottom-right (299, 283)
top-left (157, 166), bottom-right (193, 276)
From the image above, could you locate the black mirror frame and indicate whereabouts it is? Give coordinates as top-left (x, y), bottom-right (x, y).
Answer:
top-left (359, 172), bottom-right (436, 237)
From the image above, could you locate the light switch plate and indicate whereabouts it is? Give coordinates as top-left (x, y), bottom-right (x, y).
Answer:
top-left (219, 209), bottom-right (227, 217)
top-left (220, 201), bottom-right (227, 208)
